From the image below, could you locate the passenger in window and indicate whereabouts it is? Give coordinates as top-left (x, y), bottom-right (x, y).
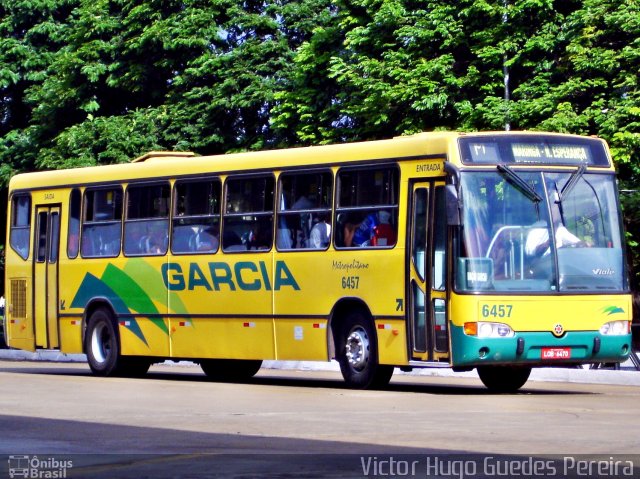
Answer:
top-left (126, 223), bottom-right (145, 255)
top-left (372, 210), bottom-right (396, 246)
top-left (295, 217), bottom-right (311, 247)
top-left (194, 226), bottom-right (219, 252)
top-left (309, 213), bottom-right (331, 249)
top-left (291, 196), bottom-right (313, 247)
top-left (342, 213), bottom-right (360, 247)
top-left (350, 212), bottom-right (379, 247)
top-left (100, 229), bottom-right (120, 256)
top-left (292, 195), bottom-right (314, 210)
top-left (344, 211), bottom-right (396, 247)
top-left (276, 225), bottom-right (293, 249)
top-left (248, 225), bottom-right (271, 250)
top-left (144, 225), bottom-right (167, 254)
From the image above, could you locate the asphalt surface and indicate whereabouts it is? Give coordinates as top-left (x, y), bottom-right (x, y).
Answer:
top-left (1, 360), bottom-right (639, 479)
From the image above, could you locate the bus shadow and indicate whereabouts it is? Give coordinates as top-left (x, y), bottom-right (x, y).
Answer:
top-left (248, 375), bottom-right (594, 396)
top-left (141, 368), bottom-right (601, 396)
top-left (0, 362), bottom-right (595, 396)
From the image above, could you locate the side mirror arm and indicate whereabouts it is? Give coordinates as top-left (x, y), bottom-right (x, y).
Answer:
top-left (444, 163), bottom-right (462, 226)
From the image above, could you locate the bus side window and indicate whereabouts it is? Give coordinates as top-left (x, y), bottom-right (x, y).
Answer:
top-left (81, 187), bottom-right (123, 258)
top-left (276, 171), bottom-right (333, 250)
top-left (124, 183), bottom-right (170, 256)
top-left (10, 194), bottom-right (31, 260)
top-left (172, 178), bottom-right (221, 254)
top-left (335, 167), bottom-right (399, 248)
top-left (224, 176), bottom-right (274, 252)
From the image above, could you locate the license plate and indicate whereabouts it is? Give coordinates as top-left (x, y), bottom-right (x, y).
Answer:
top-left (541, 347), bottom-right (571, 360)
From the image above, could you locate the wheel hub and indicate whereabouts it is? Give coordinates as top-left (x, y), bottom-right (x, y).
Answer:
top-left (91, 323), bottom-right (111, 365)
top-left (345, 327), bottom-right (370, 371)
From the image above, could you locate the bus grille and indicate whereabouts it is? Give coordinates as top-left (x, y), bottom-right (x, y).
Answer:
top-left (10, 279), bottom-right (27, 319)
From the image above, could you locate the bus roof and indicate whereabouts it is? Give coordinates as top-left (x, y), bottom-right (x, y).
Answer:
top-left (8, 131), bottom-right (610, 191)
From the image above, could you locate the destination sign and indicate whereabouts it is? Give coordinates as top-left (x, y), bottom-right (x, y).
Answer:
top-left (459, 135), bottom-right (610, 167)
top-left (511, 144), bottom-right (589, 163)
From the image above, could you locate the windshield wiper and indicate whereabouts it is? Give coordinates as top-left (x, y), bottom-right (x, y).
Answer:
top-left (497, 164), bottom-right (542, 203)
top-left (559, 164), bottom-right (586, 202)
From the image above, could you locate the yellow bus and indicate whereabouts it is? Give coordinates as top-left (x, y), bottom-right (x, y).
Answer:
top-left (4, 131), bottom-right (633, 391)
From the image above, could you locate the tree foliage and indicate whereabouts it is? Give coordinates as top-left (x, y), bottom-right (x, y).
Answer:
top-left (1, 0), bottom-right (640, 283)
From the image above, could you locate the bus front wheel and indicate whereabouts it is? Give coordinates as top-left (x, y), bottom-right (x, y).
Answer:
top-left (477, 365), bottom-right (531, 393)
top-left (337, 310), bottom-right (394, 389)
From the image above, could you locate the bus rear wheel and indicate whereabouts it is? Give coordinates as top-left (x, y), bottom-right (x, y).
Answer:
top-left (477, 365), bottom-right (531, 393)
top-left (337, 310), bottom-right (394, 389)
top-left (200, 359), bottom-right (262, 381)
top-left (85, 308), bottom-right (121, 376)
top-left (85, 308), bottom-right (151, 377)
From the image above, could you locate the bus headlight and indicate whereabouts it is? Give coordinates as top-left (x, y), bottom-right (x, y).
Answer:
top-left (464, 322), bottom-right (515, 338)
top-left (600, 320), bottom-right (630, 336)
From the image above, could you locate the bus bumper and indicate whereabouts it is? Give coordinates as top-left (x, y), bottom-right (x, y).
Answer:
top-left (450, 325), bottom-right (632, 367)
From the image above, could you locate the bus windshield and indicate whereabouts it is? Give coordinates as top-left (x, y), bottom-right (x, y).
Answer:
top-left (456, 169), bottom-right (626, 293)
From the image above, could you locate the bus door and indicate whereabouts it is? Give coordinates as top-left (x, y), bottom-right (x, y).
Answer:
top-left (409, 182), bottom-right (449, 361)
top-left (33, 205), bottom-right (61, 349)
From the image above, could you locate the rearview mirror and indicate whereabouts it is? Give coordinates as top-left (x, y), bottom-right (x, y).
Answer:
top-left (446, 184), bottom-right (461, 226)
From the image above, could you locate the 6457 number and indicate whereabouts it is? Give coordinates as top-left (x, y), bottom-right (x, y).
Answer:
top-left (342, 276), bottom-right (360, 289)
top-left (481, 304), bottom-right (513, 318)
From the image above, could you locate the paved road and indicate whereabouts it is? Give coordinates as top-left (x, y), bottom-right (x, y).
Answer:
top-left (1, 360), bottom-right (639, 478)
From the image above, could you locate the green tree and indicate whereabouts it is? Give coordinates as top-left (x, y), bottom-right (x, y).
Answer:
top-left (270, 0), bottom-right (344, 145)
top-left (0, 0), bottom-right (78, 180)
top-left (26, 0), bottom-right (202, 168)
top-left (273, 0), bottom-right (578, 141)
top-left (275, 0), bottom-right (473, 142)
top-left (164, 0), bottom-right (294, 153)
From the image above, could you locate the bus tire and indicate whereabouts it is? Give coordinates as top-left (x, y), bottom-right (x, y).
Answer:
top-left (337, 310), bottom-right (394, 389)
top-left (200, 359), bottom-right (262, 381)
top-left (85, 307), bottom-right (121, 376)
top-left (477, 365), bottom-right (531, 393)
